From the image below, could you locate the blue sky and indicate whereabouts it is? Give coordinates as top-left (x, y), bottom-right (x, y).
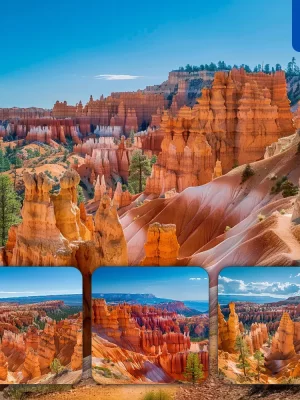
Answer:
top-left (93, 267), bottom-right (208, 301)
top-left (219, 267), bottom-right (300, 298)
top-left (0, 0), bottom-right (297, 108)
top-left (0, 268), bottom-right (82, 298)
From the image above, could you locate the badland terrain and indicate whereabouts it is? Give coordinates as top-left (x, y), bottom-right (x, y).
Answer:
top-left (0, 299), bottom-right (82, 384)
top-left (218, 298), bottom-right (300, 384)
top-left (92, 298), bottom-right (209, 384)
top-left (1, 61), bottom-right (300, 398)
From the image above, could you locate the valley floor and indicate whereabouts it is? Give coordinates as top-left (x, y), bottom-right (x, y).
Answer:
top-left (25, 380), bottom-right (300, 400)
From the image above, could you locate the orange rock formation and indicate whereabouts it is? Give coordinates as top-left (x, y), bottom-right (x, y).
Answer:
top-left (218, 303), bottom-right (268, 355)
top-left (92, 299), bottom-right (208, 381)
top-left (143, 69), bottom-right (294, 194)
top-left (266, 312), bottom-right (296, 362)
top-left (218, 303), bottom-right (241, 353)
top-left (0, 350), bottom-right (8, 381)
top-left (0, 300), bottom-right (82, 384)
top-left (2, 170), bottom-right (128, 271)
top-left (121, 133), bottom-right (300, 270)
top-left (53, 92), bottom-right (166, 131)
top-left (142, 223), bottom-right (180, 266)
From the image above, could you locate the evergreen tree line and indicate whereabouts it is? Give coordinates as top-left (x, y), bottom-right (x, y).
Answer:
top-left (176, 57), bottom-right (300, 77)
top-left (0, 148), bottom-right (23, 172)
top-left (234, 335), bottom-right (265, 382)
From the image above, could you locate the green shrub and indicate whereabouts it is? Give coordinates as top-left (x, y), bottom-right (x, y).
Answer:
top-left (270, 176), bottom-right (298, 197)
top-left (241, 164), bottom-right (255, 183)
top-left (143, 390), bottom-right (172, 400)
top-left (257, 214), bottom-right (266, 222)
top-left (271, 176), bottom-right (288, 193)
top-left (94, 366), bottom-right (113, 378)
top-left (50, 358), bottom-right (64, 375)
top-left (281, 180), bottom-right (299, 198)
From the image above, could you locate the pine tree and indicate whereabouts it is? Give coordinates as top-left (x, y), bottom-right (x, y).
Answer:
top-left (129, 129), bottom-right (135, 144)
top-left (264, 64), bottom-right (270, 74)
top-left (253, 350), bottom-right (265, 382)
top-left (128, 150), bottom-right (152, 194)
top-left (150, 154), bottom-right (157, 166)
top-left (77, 185), bottom-right (85, 205)
top-left (15, 157), bottom-right (23, 168)
top-left (235, 336), bottom-right (250, 376)
top-left (0, 175), bottom-right (21, 246)
top-left (184, 353), bottom-right (204, 384)
top-left (0, 149), bottom-right (11, 172)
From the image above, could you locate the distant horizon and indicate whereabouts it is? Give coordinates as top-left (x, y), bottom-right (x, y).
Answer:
top-left (0, 268), bottom-right (82, 298)
top-left (0, 59), bottom-right (297, 110)
top-left (93, 267), bottom-right (209, 301)
top-left (0, 0), bottom-right (296, 108)
top-left (0, 293), bottom-right (82, 300)
top-left (92, 292), bottom-right (209, 302)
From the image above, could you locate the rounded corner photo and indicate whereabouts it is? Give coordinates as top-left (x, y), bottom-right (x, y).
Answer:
top-left (218, 266), bottom-right (300, 384)
top-left (0, 267), bottom-right (83, 384)
top-left (92, 266), bottom-right (209, 384)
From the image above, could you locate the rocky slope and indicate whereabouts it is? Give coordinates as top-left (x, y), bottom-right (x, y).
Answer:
top-left (0, 301), bottom-right (82, 384)
top-left (92, 299), bottom-right (208, 383)
top-left (121, 131), bottom-right (300, 279)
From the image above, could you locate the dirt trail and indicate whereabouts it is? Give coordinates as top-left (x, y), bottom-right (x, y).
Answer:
top-left (29, 385), bottom-right (177, 400)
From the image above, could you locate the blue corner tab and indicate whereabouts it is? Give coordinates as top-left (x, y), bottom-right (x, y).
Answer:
top-left (293, 0), bottom-right (300, 51)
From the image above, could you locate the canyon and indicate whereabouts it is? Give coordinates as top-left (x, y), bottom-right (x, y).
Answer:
top-left (1, 68), bottom-right (295, 199)
top-left (218, 301), bottom-right (300, 383)
top-left (143, 69), bottom-right (294, 194)
top-left (0, 300), bottom-right (82, 384)
top-left (0, 169), bottom-right (128, 271)
top-left (1, 67), bottom-right (300, 395)
top-left (92, 299), bottom-right (209, 383)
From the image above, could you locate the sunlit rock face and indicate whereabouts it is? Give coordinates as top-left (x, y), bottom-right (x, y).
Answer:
top-left (143, 68), bottom-right (294, 195)
top-left (3, 170), bottom-right (128, 272)
top-left (141, 223), bottom-right (180, 266)
top-left (92, 299), bottom-right (209, 382)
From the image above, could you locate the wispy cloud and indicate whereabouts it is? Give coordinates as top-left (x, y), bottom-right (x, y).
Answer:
top-left (189, 278), bottom-right (202, 281)
top-left (94, 74), bottom-right (143, 81)
top-left (0, 291), bottom-right (35, 294)
top-left (219, 276), bottom-right (300, 298)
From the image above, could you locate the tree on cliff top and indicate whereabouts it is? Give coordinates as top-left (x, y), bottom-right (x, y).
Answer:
top-left (235, 336), bottom-right (250, 377)
top-left (128, 150), bottom-right (152, 194)
top-left (0, 175), bottom-right (21, 246)
top-left (184, 352), bottom-right (204, 384)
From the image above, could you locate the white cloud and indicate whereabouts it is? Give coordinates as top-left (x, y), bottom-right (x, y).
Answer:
top-left (189, 278), bottom-right (201, 281)
top-left (219, 276), bottom-right (300, 298)
top-left (0, 291), bottom-right (35, 294)
top-left (94, 74), bottom-right (143, 81)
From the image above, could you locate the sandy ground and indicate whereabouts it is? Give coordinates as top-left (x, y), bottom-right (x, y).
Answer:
top-left (26, 382), bottom-right (300, 400)
top-left (28, 385), bottom-right (177, 400)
